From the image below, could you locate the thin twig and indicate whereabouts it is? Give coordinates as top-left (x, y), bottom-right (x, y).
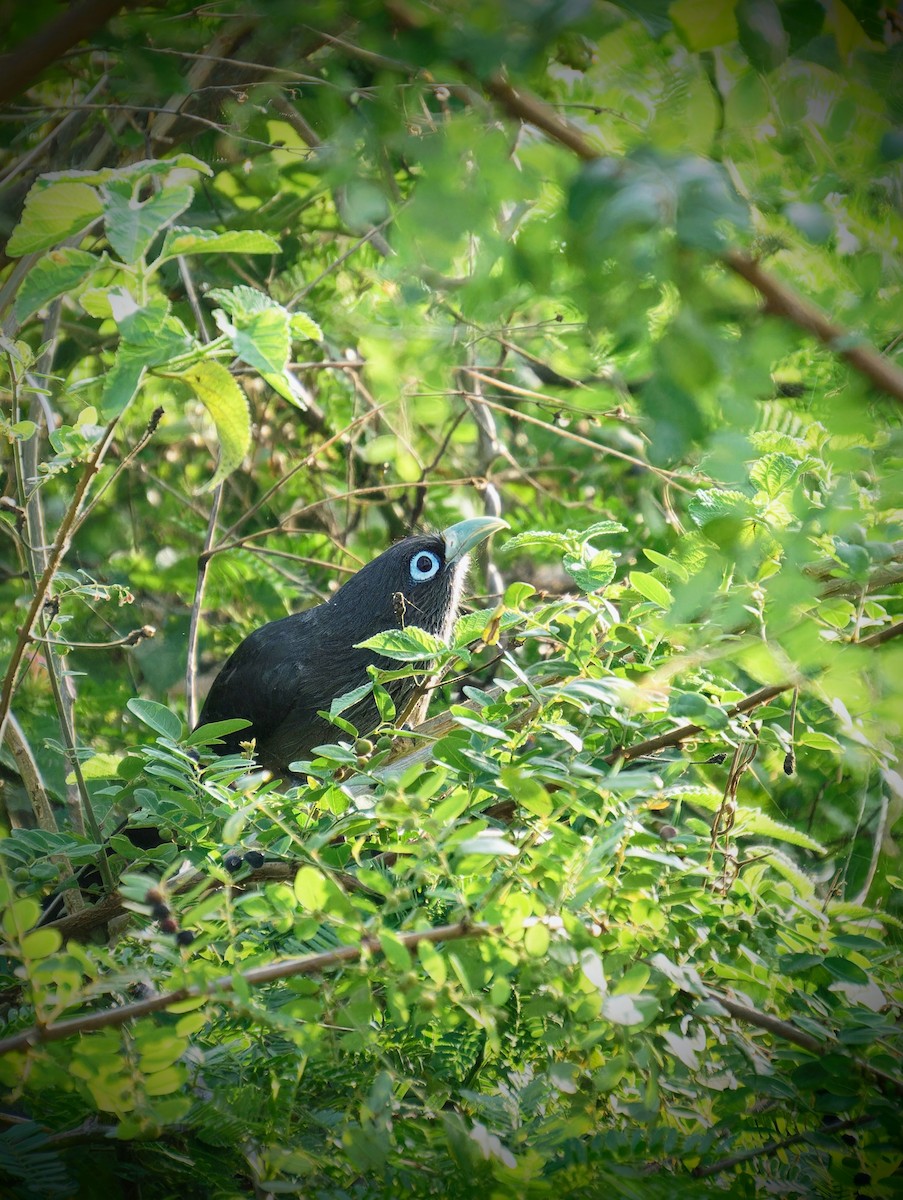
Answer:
top-left (0, 416), bottom-right (120, 748)
top-left (185, 485), bottom-right (223, 727)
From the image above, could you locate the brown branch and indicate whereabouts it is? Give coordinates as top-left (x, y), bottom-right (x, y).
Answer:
top-left (0, 921), bottom-right (493, 1055)
top-left (30, 625), bottom-right (156, 651)
top-left (605, 684), bottom-right (793, 766)
top-left (858, 617), bottom-right (903, 648)
top-left (691, 1116), bottom-right (872, 1178)
top-left (722, 249), bottom-right (903, 405)
top-left (0, 0), bottom-right (129, 105)
top-left (710, 991), bottom-right (903, 1100)
top-left (475, 74), bottom-right (903, 406)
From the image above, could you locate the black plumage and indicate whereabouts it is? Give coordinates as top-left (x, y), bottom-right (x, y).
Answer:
top-left (196, 517), bottom-right (506, 776)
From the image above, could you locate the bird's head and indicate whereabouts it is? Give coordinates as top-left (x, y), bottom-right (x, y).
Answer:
top-left (328, 516), bottom-right (508, 640)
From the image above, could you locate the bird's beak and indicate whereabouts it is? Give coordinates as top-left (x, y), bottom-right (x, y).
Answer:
top-left (442, 516), bottom-right (509, 563)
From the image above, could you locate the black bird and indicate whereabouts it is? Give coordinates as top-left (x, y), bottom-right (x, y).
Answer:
top-left (196, 517), bottom-right (507, 777)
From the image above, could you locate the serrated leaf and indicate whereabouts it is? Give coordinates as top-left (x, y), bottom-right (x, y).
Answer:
top-left (181, 360), bottom-right (251, 490)
top-left (749, 452), bottom-right (808, 499)
top-left (583, 520), bottom-right (627, 538)
top-left (629, 571), bottom-right (673, 608)
top-left (291, 310), bottom-right (323, 341)
top-left (565, 549), bottom-right (616, 592)
top-left (103, 181), bottom-right (194, 263)
top-left (355, 626), bottom-right (447, 662)
top-left (126, 698), bottom-right (183, 740)
top-left (157, 225), bottom-right (280, 263)
top-left (501, 530), bottom-right (570, 552)
top-left (207, 284), bottom-right (276, 317)
top-left (14, 248), bottom-right (99, 322)
top-left (215, 304), bottom-right (291, 391)
top-left (735, 809), bottom-right (825, 852)
top-left (688, 488), bottom-right (758, 527)
top-left (7, 181), bottom-right (103, 256)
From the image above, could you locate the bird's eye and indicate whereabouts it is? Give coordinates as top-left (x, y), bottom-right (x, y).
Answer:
top-left (409, 550), bottom-right (441, 582)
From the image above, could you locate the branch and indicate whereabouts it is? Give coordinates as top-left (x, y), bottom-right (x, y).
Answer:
top-left (0, 417), bottom-right (120, 759)
top-left (710, 990), bottom-right (903, 1100)
top-left (0, 921), bottom-right (493, 1055)
top-left (691, 1116), bottom-right (872, 1179)
top-left (0, 0), bottom-right (129, 105)
top-left (605, 683), bottom-right (793, 766)
top-left (476, 75), bottom-right (903, 406)
top-left (722, 248), bottom-right (903, 406)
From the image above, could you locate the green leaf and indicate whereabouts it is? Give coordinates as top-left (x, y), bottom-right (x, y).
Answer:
top-left (186, 718), bottom-right (252, 747)
top-left (670, 0), bottom-right (738, 50)
top-left (501, 530), bottom-right (570, 552)
top-left (19, 928), bottom-right (62, 959)
top-left (565, 548), bottom-right (617, 591)
top-left (418, 939), bottom-right (447, 985)
top-left (181, 360), bottom-right (252, 490)
top-left (629, 571), bottom-right (673, 608)
top-left (328, 681), bottom-right (374, 717)
top-left (749, 452), bottom-right (819, 498)
top-left (14, 248), bottom-right (99, 322)
top-left (157, 225), bottom-right (280, 263)
top-left (41, 155), bottom-right (211, 186)
top-left (735, 809), bottom-right (826, 852)
top-left (102, 181), bottom-right (194, 262)
top-left (100, 346), bottom-right (147, 419)
top-left (642, 548), bottom-right (689, 581)
top-left (214, 303), bottom-right (297, 404)
top-left (688, 488), bottom-right (758, 527)
top-left (798, 730), bottom-right (842, 753)
top-left (822, 956), bottom-right (870, 985)
top-left (582, 520), bottom-right (627, 538)
top-left (736, 0), bottom-right (789, 71)
top-left (126, 698), bottom-right (183, 741)
top-left (378, 931), bottom-right (412, 971)
top-left (7, 181), bottom-right (103, 255)
top-left (207, 284), bottom-right (275, 317)
top-left (290, 311), bottom-right (323, 341)
top-left (355, 626), bottom-right (447, 662)
top-left (293, 865), bottom-right (328, 910)
top-left (669, 691), bottom-right (728, 730)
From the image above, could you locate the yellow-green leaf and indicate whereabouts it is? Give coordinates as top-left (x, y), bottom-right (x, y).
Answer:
top-left (181, 360), bottom-right (251, 490)
top-left (7, 182), bottom-right (103, 256)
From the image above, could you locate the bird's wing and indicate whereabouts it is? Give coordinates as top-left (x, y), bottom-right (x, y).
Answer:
top-left (196, 611), bottom-right (319, 753)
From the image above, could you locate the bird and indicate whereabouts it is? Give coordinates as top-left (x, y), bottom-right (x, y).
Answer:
top-left (196, 516), bottom-right (507, 777)
top-left (38, 516), bottom-right (506, 925)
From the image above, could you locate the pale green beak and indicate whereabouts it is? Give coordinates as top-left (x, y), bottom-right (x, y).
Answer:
top-left (442, 516), bottom-right (508, 563)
